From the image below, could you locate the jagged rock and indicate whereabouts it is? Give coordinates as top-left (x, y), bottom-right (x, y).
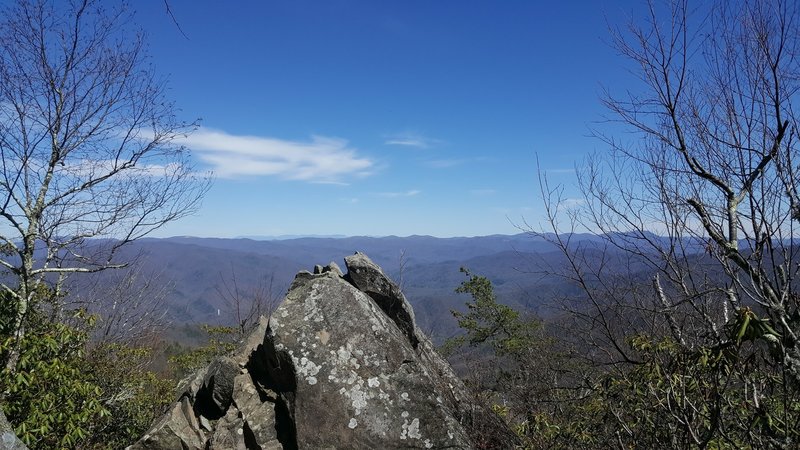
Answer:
top-left (131, 397), bottom-right (206, 449)
top-left (344, 252), bottom-right (419, 348)
top-left (199, 356), bottom-right (240, 418)
top-left (271, 266), bottom-right (473, 449)
top-left (322, 261), bottom-right (342, 276)
top-left (0, 433), bottom-right (25, 450)
top-left (129, 253), bottom-right (516, 449)
top-left (0, 408), bottom-right (26, 450)
top-left (209, 406), bottom-right (247, 449)
top-left (232, 374), bottom-right (282, 449)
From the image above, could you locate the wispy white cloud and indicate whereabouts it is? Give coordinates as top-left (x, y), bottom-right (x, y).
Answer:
top-left (179, 128), bottom-right (374, 182)
top-left (383, 132), bottom-right (443, 149)
top-left (374, 190), bottom-right (421, 198)
top-left (60, 159), bottom-right (189, 179)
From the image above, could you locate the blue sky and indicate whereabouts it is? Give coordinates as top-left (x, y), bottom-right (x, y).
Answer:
top-left (134, 0), bottom-right (639, 238)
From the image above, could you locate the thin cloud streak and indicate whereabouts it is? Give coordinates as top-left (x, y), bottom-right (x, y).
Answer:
top-left (180, 128), bottom-right (374, 182)
top-left (385, 138), bottom-right (427, 147)
top-left (61, 159), bottom-right (190, 179)
top-left (374, 190), bottom-right (421, 198)
top-left (383, 132), bottom-right (442, 149)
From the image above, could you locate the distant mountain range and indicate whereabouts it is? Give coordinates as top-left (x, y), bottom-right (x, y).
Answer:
top-left (235, 234), bottom-right (350, 240)
top-left (64, 233), bottom-right (697, 342)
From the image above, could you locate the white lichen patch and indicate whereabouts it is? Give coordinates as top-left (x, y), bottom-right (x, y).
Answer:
top-left (424, 439), bottom-right (433, 448)
top-left (336, 347), bottom-right (351, 363)
top-left (302, 284), bottom-right (325, 323)
top-left (294, 355), bottom-right (322, 385)
top-left (400, 416), bottom-right (423, 441)
top-left (400, 392), bottom-right (409, 401)
top-left (333, 369), bottom-right (390, 420)
top-left (268, 317), bottom-right (282, 334)
top-left (350, 386), bottom-right (368, 414)
top-left (348, 418), bottom-right (358, 429)
top-left (407, 418), bottom-right (421, 439)
top-left (362, 412), bottom-right (391, 437)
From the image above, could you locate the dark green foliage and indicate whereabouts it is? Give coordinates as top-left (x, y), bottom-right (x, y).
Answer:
top-left (443, 269), bottom-right (569, 447)
top-left (0, 310), bottom-right (108, 448)
top-left (445, 273), bottom-right (800, 449)
top-left (168, 324), bottom-right (239, 378)
top-left (564, 330), bottom-right (800, 449)
top-left (0, 288), bottom-right (175, 449)
top-left (81, 343), bottom-right (175, 449)
top-left (443, 268), bottom-right (542, 358)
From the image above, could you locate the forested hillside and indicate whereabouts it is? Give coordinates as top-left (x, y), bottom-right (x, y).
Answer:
top-left (65, 233), bottom-right (587, 340)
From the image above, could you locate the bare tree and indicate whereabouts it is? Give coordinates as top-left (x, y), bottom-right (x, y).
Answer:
top-left (65, 262), bottom-right (174, 346)
top-left (0, 0), bottom-right (209, 363)
top-left (216, 267), bottom-right (284, 337)
top-left (540, 0), bottom-right (800, 370)
top-left (531, 0), bottom-right (800, 446)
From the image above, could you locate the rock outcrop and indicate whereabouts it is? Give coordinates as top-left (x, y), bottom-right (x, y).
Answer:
top-left (129, 253), bottom-right (516, 449)
top-left (0, 409), bottom-right (26, 450)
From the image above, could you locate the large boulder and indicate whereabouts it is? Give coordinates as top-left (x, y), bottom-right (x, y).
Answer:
top-left (129, 254), bottom-right (516, 449)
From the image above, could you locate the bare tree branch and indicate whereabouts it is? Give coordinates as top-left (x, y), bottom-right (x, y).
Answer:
top-left (0, 0), bottom-right (210, 369)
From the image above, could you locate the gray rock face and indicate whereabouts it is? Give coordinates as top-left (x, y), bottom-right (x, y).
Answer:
top-left (0, 408), bottom-right (26, 450)
top-left (201, 356), bottom-right (239, 418)
top-left (344, 252), bottom-right (420, 348)
top-left (129, 253), bottom-right (514, 449)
